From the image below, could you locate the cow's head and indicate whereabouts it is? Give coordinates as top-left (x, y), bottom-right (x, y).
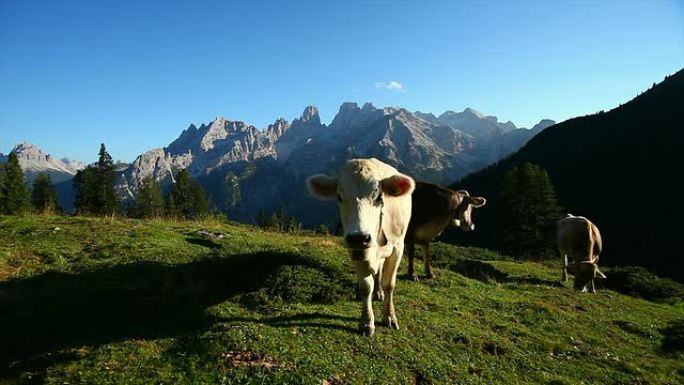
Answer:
top-left (452, 190), bottom-right (487, 231)
top-left (573, 261), bottom-right (606, 291)
top-left (307, 160), bottom-right (414, 261)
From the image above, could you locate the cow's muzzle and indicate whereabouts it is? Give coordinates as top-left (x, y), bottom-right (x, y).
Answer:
top-left (345, 232), bottom-right (371, 249)
top-left (349, 249), bottom-right (369, 261)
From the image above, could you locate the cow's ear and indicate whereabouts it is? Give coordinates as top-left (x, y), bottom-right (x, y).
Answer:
top-left (306, 174), bottom-right (338, 200)
top-left (381, 174), bottom-right (415, 197)
top-left (469, 196), bottom-right (487, 208)
top-left (457, 190), bottom-right (470, 196)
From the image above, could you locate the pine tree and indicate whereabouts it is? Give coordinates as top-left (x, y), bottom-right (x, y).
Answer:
top-left (287, 215), bottom-right (301, 234)
top-left (31, 173), bottom-right (60, 214)
top-left (74, 167), bottom-right (96, 214)
top-left (315, 224), bottom-right (330, 235)
top-left (496, 163), bottom-right (562, 259)
top-left (191, 180), bottom-right (209, 218)
top-left (257, 209), bottom-right (266, 228)
top-left (268, 213), bottom-right (280, 231)
top-left (165, 190), bottom-right (178, 218)
top-left (0, 152), bottom-right (30, 214)
top-left (168, 169), bottom-right (192, 218)
top-left (73, 144), bottom-right (118, 216)
top-left (95, 143), bottom-right (117, 215)
top-left (278, 206), bottom-right (286, 232)
top-left (0, 168), bottom-right (6, 207)
top-left (134, 176), bottom-right (164, 218)
top-left (167, 169), bottom-right (209, 219)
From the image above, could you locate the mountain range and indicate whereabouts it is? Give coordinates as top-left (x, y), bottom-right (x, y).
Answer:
top-left (115, 103), bottom-right (553, 224)
top-left (0, 142), bottom-right (86, 184)
top-left (2, 104), bottom-right (553, 224)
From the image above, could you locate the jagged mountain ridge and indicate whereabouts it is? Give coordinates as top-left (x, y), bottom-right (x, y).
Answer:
top-left (117, 103), bottom-right (553, 224)
top-left (0, 142), bottom-right (85, 184)
top-left (1, 104), bottom-right (552, 222)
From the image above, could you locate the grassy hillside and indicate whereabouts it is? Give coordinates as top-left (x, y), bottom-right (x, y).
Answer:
top-left (448, 69), bottom-right (684, 281)
top-left (1, 215), bottom-right (682, 384)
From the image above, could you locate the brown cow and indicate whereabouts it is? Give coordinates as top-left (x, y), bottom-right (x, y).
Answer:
top-left (405, 182), bottom-right (486, 281)
top-left (557, 214), bottom-right (606, 293)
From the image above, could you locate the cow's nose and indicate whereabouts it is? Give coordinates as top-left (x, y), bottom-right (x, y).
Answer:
top-left (345, 232), bottom-right (372, 248)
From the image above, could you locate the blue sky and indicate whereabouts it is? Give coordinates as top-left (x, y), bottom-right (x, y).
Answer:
top-left (1, 0), bottom-right (682, 163)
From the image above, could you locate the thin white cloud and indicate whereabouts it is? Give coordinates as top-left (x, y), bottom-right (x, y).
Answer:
top-left (374, 80), bottom-right (405, 92)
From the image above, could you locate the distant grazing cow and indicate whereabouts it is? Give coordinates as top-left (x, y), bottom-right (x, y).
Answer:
top-left (405, 182), bottom-right (486, 280)
top-left (307, 158), bottom-right (414, 337)
top-left (557, 214), bottom-right (606, 293)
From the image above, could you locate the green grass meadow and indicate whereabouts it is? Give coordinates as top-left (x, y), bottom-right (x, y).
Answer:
top-left (0, 215), bottom-right (682, 384)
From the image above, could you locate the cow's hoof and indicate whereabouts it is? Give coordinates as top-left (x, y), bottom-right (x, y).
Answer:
top-left (407, 273), bottom-right (420, 282)
top-left (374, 290), bottom-right (385, 301)
top-left (386, 318), bottom-right (400, 330)
top-left (360, 325), bottom-right (375, 337)
top-left (426, 272), bottom-right (436, 279)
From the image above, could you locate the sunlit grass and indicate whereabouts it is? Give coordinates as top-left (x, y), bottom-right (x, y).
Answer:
top-left (0, 215), bottom-right (682, 384)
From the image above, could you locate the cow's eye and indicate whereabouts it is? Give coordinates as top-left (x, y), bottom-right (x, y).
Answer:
top-left (375, 194), bottom-right (384, 206)
top-left (337, 194), bottom-right (342, 203)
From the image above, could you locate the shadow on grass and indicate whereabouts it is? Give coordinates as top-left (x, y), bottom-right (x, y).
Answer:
top-left (0, 250), bottom-right (353, 379)
top-left (217, 312), bottom-right (359, 333)
top-left (659, 319), bottom-right (684, 356)
top-left (185, 236), bottom-right (223, 249)
top-left (448, 259), bottom-right (563, 287)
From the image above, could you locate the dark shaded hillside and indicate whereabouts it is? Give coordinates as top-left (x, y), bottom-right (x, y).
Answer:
top-left (447, 69), bottom-right (683, 281)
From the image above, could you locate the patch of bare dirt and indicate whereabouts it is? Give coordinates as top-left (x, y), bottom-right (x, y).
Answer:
top-left (221, 351), bottom-right (288, 371)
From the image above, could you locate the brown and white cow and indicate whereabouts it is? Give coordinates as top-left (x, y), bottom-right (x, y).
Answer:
top-left (307, 158), bottom-right (414, 337)
top-left (405, 182), bottom-right (486, 280)
top-left (557, 214), bottom-right (606, 293)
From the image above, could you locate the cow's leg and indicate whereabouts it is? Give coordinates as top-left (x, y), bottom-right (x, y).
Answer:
top-left (382, 245), bottom-right (403, 330)
top-left (423, 243), bottom-right (435, 278)
top-left (406, 242), bottom-right (419, 281)
top-left (589, 279), bottom-right (596, 294)
top-left (561, 254), bottom-right (568, 282)
top-left (374, 260), bottom-right (385, 301)
top-left (358, 275), bottom-right (375, 337)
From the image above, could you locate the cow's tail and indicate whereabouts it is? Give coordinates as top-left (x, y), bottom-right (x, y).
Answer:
top-left (591, 223), bottom-right (602, 261)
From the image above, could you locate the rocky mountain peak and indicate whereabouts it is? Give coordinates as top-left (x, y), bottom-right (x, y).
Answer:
top-left (414, 111), bottom-right (438, 124)
top-left (299, 106), bottom-right (321, 125)
top-left (501, 121), bottom-right (517, 131)
top-left (200, 118), bottom-right (230, 151)
top-left (462, 107), bottom-right (486, 119)
top-left (61, 158), bottom-right (87, 170)
top-left (339, 102), bottom-right (359, 111)
top-left (13, 142), bottom-right (43, 158)
top-left (208, 117), bottom-right (227, 131)
top-left (330, 102), bottom-right (387, 131)
top-left (362, 102), bottom-right (377, 111)
top-left (267, 117), bottom-right (290, 138)
top-left (1, 142), bottom-right (85, 184)
top-left (186, 123), bottom-right (198, 132)
top-left (531, 119), bottom-right (556, 131)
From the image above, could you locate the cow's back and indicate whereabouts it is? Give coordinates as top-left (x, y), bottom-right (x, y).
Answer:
top-left (557, 215), bottom-right (595, 262)
top-left (406, 182), bottom-right (455, 244)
